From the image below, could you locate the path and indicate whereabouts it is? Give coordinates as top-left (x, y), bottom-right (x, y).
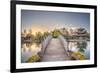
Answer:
top-left (41, 38), bottom-right (69, 62)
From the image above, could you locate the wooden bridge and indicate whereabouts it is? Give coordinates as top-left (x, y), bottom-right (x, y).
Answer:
top-left (40, 35), bottom-right (70, 62)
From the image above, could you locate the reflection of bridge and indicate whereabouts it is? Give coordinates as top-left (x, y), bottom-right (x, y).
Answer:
top-left (40, 35), bottom-right (70, 62)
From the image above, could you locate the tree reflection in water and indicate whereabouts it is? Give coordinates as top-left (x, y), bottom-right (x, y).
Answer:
top-left (67, 41), bottom-right (90, 60)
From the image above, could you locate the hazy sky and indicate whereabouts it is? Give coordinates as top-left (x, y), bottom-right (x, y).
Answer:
top-left (21, 10), bottom-right (90, 33)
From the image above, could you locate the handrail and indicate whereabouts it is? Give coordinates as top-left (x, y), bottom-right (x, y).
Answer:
top-left (40, 35), bottom-right (52, 58)
top-left (58, 35), bottom-right (69, 52)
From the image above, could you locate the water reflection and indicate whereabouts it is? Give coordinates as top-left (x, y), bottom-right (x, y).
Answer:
top-left (68, 42), bottom-right (78, 52)
top-left (68, 41), bottom-right (90, 59)
top-left (21, 43), bottom-right (41, 62)
top-left (21, 40), bottom-right (90, 62)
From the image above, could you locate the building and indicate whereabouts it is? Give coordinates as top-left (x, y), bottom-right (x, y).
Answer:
top-left (60, 27), bottom-right (89, 40)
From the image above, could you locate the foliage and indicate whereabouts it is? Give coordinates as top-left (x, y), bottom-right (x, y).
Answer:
top-left (79, 48), bottom-right (84, 52)
top-left (43, 32), bottom-right (50, 39)
top-left (77, 41), bottom-right (87, 52)
top-left (68, 51), bottom-right (85, 60)
top-left (87, 33), bottom-right (90, 40)
top-left (51, 29), bottom-right (61, 38)
top-left (34, 32), bottom-right (43, 46)
top-left (27, 54), bottom-right (40, 62)
top-left (73, 52), bottom-right (86, 60)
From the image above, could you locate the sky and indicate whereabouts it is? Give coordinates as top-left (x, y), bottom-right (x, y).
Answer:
top-left (21, 10), bottom-right (90, 34)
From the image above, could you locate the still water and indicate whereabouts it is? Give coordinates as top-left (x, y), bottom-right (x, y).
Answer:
top-left (68, 41), bottom-right (90, 59)
top-left (21, 41), bottom-right (90, 62)
top-left (21, 43), bottom-right (41, 62)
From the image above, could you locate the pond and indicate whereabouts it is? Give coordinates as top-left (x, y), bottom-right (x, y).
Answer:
top-left (21, 43), bottom-right (41, 63)
top-left (21, 40), bottom-right (90, 63)
top-left (68, 41), bottom-right (90, 59)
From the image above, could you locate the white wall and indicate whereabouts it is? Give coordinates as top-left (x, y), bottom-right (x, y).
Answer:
top-left (0, 0), bottom-right (99, 73)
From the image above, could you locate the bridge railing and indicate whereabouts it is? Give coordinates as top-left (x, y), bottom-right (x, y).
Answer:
top-left (58, 35), bottom-right (72, 58)
top-left (58, 35), bottom-right (69, 52)
top-left (40, 35), bottom-right (52, 57)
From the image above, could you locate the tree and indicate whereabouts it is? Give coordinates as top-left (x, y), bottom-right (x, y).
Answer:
top-left (43, 32), bottom-right (50, 39)
top-left (51, 29), bottom-right (61, 38)
top-left (77, 41), bottom-right (87, 52)
top-left (34, 32), bottom-right (43, 46)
